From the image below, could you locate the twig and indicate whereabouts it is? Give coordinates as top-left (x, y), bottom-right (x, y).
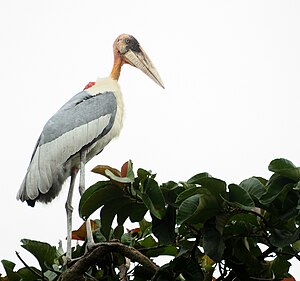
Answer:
top-left (84, 272), bottom-right (99, 280)
top-left (15, 251), bottom-right (46, 280)
top-left (217, 261), bottom-right (227, 280)
top-left (257, 246), bottom-right (277, 261)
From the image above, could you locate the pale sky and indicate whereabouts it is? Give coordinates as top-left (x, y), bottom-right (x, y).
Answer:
top-left (0, 0), bottom-right (299, 277)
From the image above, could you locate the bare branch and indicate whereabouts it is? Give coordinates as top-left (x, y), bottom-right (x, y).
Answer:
top-left (58, 242), bottom-right (159, 281)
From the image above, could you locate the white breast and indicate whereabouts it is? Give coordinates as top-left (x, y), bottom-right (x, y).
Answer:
top-left (84, 76), bottom-right (124, 161)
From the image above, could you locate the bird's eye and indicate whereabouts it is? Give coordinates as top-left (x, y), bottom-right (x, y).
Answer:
top-left (125, 38), bottom-right (130, 44)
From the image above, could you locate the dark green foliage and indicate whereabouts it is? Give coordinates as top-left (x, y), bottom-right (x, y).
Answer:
top-left (1, 260), bottom-right (40, 281)
top-left (203, 220), bottom-right (225, 262)
top-left (20, 239), bottom-right (57, 273)
top-left (2, 158), bottom-right (299, 280)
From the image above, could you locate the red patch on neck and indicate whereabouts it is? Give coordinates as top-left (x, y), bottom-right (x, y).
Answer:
top-left (83, 81), bottom-right (96, 90)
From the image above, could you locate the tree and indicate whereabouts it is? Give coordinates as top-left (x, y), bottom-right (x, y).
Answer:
top-left (1, 159), bottom-right (299, 280)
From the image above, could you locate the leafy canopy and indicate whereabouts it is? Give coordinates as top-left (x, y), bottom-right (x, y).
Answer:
top-left (2, 158), bottom-right (299, 281)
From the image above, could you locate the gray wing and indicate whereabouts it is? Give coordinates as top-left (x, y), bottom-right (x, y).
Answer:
top-left (39, 91), bottom-right (116, 145)
top-left (17, 90), bottom-right (117, 202)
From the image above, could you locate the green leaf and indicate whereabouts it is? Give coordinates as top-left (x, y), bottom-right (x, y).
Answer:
top-left (271, 256), bottom-right (291, 279)
top-left (175, 187), bottom-right (199, 204)
top-left (228, 184), bottom-right (255, 210)
top-left (161, 182), bottom-right (184, 205)
top-left (224, 221), bottom-right (252, 238)
top-left (138, 235), bottom-right (157, 248)
top-left (269, 158), bottom-right (300, 182)
top-left (113, 225), bottom-right (124, 240)
top-left (116, 202), bottom-right (148, 224)
top-left (199, 177), bottom-right (227, 205)
top-left (292, 239), bottom-right (300, 251)
top-left (177, 194), bottom-right (200, 225)
top-left (187, 172), bottom-right (212, 184)
top-left (100, 198), bottom-right (132, 240)
top-left (21, 239), bottom-right (56, 272)
top-left (215, 213), bottom-right (231, 234)
top-left (141, 178), bottom-right (166, 219)
top-left (179, 181), bottom-right (196, 189)
top-left (137, 168), bottom-right (152, 181)
top-left (43, 270), bottom-right (58, 281)
top-left (1, 260), bottom-right (21, 281)
top-left (93, 221), bottom-right (106, 243)
top-left (79, 181), bottom-right (125, 219)
top-left (2, 262), bottom-right (41, 281)
top-left (232, 238), bottom-right (265, 275)
top-left (121, 232), bottom-right (134, 245)
top-left (170, 256), bottom-right (204, 281)
top-left (129, 204), bottom-right (148, 222)
top-left (177, 177), bottom-right (226, 207)
top-left (240, 177), bottom-right (266, 200)
top-left (177, 178), bottom-right (227, 225)
top-left (125, 159), bottom-right (135, 180)
top-left (177, 189), bottom-right (220, 225)
top-left (105, 169), bottom-right (134, 183)
top-left (142, 245), bottom-right (178, 258)
top-left (152, 206), bottom-right (176, 245)
top-left (279, 188), bottom-right (300, 220)
top-left (161, 181), bottom-right (179, 190)
top-left (270, 227), bottom-right (300, 247)
top-left (203, 221), bottom-right (225, 262)
top-left (139, 219), bottom-right (152, 237)
top-left (177, 240), bottom-right (195, 256)
top-left (269, 158), bottom-right (296, 170)
top-left (260, 175), bottom-right (293, 205)
top-left (228, 212), bottom-right (259, 227)
top-left (117, 202), bottom-right (136, 225)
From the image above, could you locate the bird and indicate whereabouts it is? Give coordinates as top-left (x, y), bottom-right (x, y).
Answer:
top-left (17, 34), bottom-right (164, 260)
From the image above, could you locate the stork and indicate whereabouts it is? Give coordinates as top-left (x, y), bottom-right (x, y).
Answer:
top-left (17, 34), bottom-right (164, 260)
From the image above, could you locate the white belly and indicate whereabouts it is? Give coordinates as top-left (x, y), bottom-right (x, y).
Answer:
top-left (72, 76), bottom-right (124, 165)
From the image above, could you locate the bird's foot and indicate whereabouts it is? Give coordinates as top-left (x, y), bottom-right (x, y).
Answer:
top-left (62, 256), bottom-right (80, 268)
top-left (85, 239), bottom-right (120, 252)
top-left (85, 240), bottom-right (99, 253)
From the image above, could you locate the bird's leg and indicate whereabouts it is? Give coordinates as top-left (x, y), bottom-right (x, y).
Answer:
top-left (65, 168), bottom-right (78, 261)
top-left (79, 148), bottom-right (87, 195)
top-left (79, 149), bottom-right (94, 248)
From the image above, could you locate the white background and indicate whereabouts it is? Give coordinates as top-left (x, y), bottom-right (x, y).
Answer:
top-left (0, 0), bottom-right (299, 278)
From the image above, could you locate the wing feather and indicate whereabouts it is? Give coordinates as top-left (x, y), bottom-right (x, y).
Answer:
top-left (18, 90), bottom-right (117, 202)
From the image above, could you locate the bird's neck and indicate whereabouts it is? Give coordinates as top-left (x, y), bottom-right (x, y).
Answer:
top-left (110, 53), bottom-right (124, 81)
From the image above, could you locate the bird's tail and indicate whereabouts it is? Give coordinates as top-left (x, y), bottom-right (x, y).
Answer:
top-left (17, 163), bottom-right (70, 207)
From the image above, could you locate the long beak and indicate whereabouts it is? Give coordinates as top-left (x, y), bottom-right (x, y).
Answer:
top-left (123, 48), bottom-right (165, 89)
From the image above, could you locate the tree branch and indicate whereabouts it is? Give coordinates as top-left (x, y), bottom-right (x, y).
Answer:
top-left (58, 242), bottom-right (159, 281)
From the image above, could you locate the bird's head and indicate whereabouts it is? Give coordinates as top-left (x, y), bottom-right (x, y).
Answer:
top-left (112, 34), bottom-right (164, 88)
